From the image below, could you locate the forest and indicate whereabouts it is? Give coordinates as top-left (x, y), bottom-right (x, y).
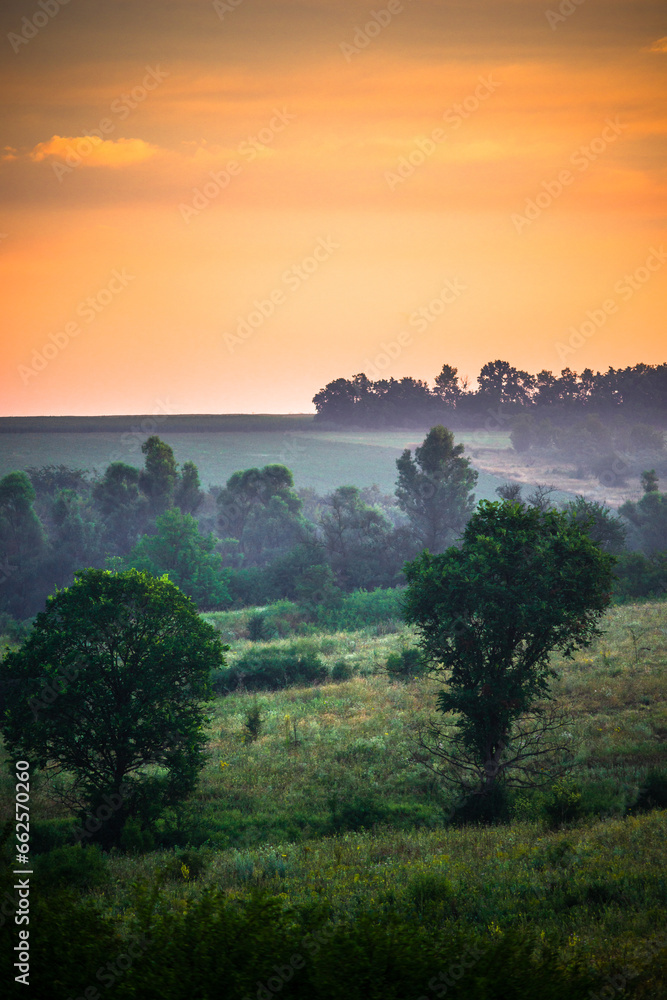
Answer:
top-left (312, 360), bottom-right (667, 427)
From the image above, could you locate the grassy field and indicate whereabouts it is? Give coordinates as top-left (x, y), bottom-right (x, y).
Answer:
top-left (0, 418), bottom-right (574, 500)
top-left (5, 600), bottom-right (665, 992)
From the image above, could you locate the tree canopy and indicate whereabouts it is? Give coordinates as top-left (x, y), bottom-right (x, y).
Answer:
top-left (396, 426), bottom-right (478, 553)
top-left (403, 500), bottom-right (615, 796)
top-left (0, 568), bottom-right (226, 846)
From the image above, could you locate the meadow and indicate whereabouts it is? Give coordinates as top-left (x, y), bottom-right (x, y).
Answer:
top-left (0, 416), bottom-right (569, 501)
top-left (4, 600), bottom-right (665, 997)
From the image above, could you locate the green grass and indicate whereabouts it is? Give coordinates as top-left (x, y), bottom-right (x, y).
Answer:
top-left (0, 421), bottom-right (518, 496)
top-left (1, 600), bottom-right (665, 990)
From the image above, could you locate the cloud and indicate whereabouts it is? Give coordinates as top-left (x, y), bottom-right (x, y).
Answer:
top-left (28, 135), bottom-right (159, 168)
top-left (646, 36), bottom-right (667, 52)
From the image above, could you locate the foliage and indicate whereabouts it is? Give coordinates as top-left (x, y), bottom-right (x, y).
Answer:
top-left (634, 768), bottom-right (667, 813)
top-left (640, 468), bottom-right (658, 493)
top-left (319, 485), bottom-right (404, 589)
top-left (217, 464), bottom-right (314, 566)
top-left (385, 646), bottom-right (429, 681)
top-left (619, 487), bottom-right (667, 555)
top-left (403, 500), bottom-right (615, 795)
top-left (612, 551), bottom-right (667, 601)
top-left (315, 587), bottom-right (405, 631)
top-left (242, 702), bottom-right (263, 742)
top-left (0, 569), bottom-right (226, 846)
top-left (120, 508), bottom-right (231, 609)
top-left (174, 459), bottom-right (204, 514)
top-left (140, 435), bottom-right (179, 514)
top-left (564, 495), bottom-right (627, 553)
top-left (33, 843), bottom-right (109, 892)
top-left (0, 470), bottom-right (49, 618)
top-left (395, 426), bottom-right (478, 552)
top-left (216, 642), bottom-right (327, 693)
top-left (93, 461), bottom-right (149, 554)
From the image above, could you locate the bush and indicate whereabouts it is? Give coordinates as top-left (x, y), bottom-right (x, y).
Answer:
top-left (217, 642), bottom-right (327, 693)
top-left (451, 783), bottom-right (512, 826)
top-left (385, 646), bottom-right (428, 680)
top-left (316, 587), bottom-right (405, 631)
top-left (331, 659), bottom-right (354, 681)
top-left (407, 872), bottom-right (454, 911)
top-left (242, 703), bottom-right (263, 742)
top-left (33, 844), bottom-right (108, 892)
top-left (247, 611), bottom-right (277, 642)
top-left (634, 768), bottom-right (667, 813)
top-left (612, 551), bottom-right (667, 601)
top-left (543, 777), bottom-right (583, 827)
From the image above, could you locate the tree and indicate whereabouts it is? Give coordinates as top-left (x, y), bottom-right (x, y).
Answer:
top-left (619, 487), bottom-right (667, 555)
top-left (217, 464), bottom-right (313, 565)
top-left (476, 359), bottom-right (535, 407)
top-left (433, 364), bottom-right (461, 408)
top-left (93, 462), bottom-right (149, 554)
top-left (0, 471), bottom-right (48, 618)
top-left (140, 435), bottom-right (178, 514)
top-left (403, 500), bottom-right (614, 799)
top-left (0, 569), bottom-right (226, 847)
top-left (640, 469), bottom-right (659, 494)
top-left (175, 460), bottom-right (205, 515)
top-left (395, 426), bottom-right (478, 553)
top-left (564, 496), bottom-right (626, 554)
top-left (121, 509), bottom-right (231, 609)
top-left (319, 485), bottom-right (398, 589)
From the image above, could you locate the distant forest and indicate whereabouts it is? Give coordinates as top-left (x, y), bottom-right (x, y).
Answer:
top-left (312, 360), bottom-right (667, 426)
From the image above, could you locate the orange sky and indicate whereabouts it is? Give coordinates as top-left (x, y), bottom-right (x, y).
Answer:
top-left (1, 0), bottom-right (665, 415)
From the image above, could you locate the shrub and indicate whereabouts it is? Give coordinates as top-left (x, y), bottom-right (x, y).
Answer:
top-left (331, 659), bottom-right (354, 681)
top-left (218, 643), bottom-right (327, 693)
top-left (451, 783), bottom-right (511, 826)
top-left (543, 777), bottom-right (583, 827)
top-left (162, 847), bottom-right (211, 882)
top-left (247, 611), bottom-right (276, 642)
top-left (407, 872), bottom-right (454, 911)
top-left (634, 768), bottom-right (667, 813)
top-left (33, 844), bottom-right (108, 892)
top-left (385, 646), bottom-right (428, 680)
top-left (316, 587), bottom-right (405, 631)
top-left (242, 703), bottom-right (263, 742)
top-left (612, 551), bottom-right (667, 601)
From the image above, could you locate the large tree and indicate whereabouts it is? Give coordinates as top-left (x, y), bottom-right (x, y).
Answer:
top-left (0, 569), bottom-right (226, 846)
top-left (140, 435), bottom-right (179, 514)
top-left (217, 464), bottom-right (313, 565)
top-left (395, 426), bottom-right (478, 553)
top-left (403, 500), bottom-right (614, 798)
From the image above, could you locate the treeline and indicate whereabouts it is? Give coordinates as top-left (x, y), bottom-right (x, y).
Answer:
top-left (0, 427), bottom-right (665, 625)
top-left (312, 360), bottom-right (667, 426)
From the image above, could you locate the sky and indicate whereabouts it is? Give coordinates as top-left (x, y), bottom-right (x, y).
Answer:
top-left (1, 0), bottom-right (665, 416)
